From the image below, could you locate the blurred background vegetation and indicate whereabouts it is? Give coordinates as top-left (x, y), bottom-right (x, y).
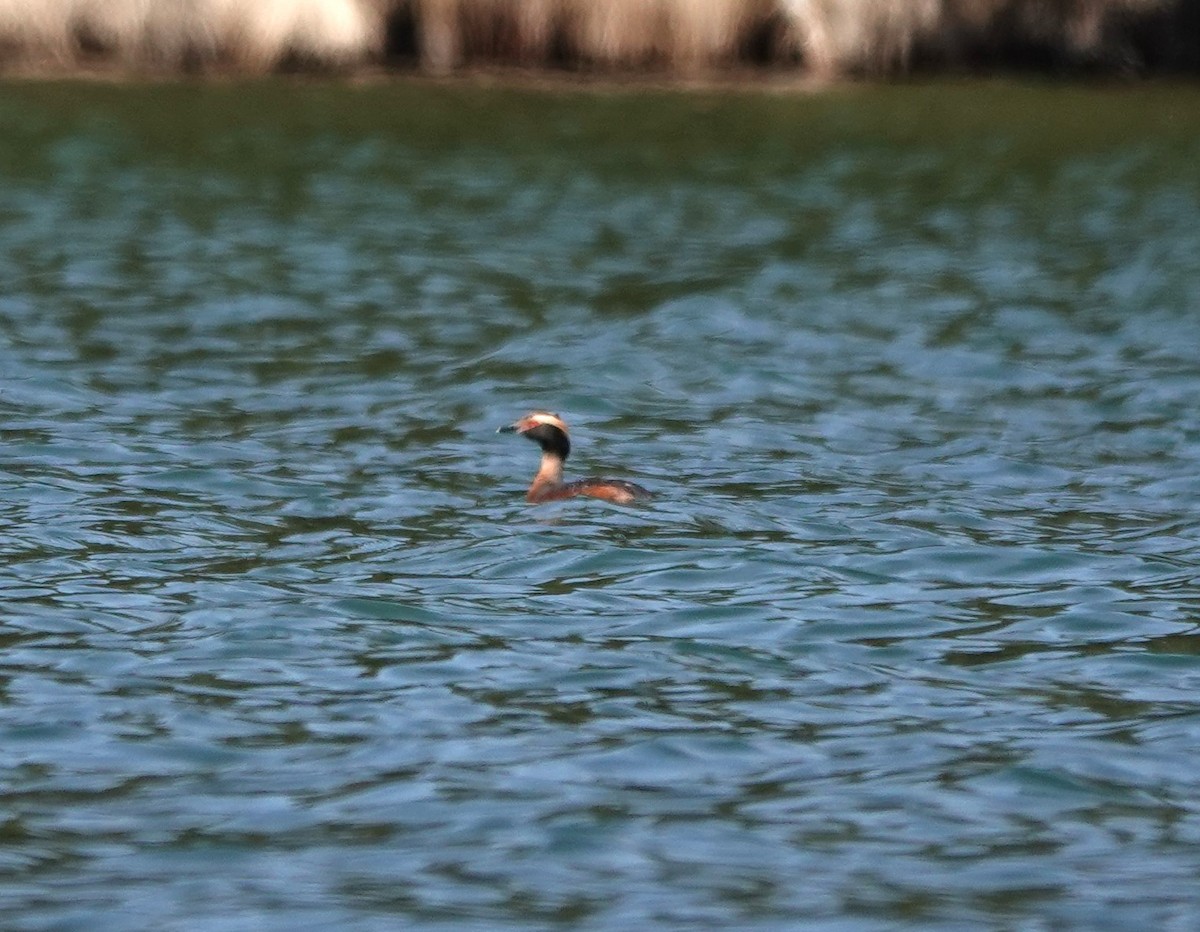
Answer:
top-left (0, 0), bottom-right (1196, 80)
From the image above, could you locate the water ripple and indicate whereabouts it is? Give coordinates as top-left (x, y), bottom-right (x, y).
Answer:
top-left (1, 81), bottom-right (1199, 930)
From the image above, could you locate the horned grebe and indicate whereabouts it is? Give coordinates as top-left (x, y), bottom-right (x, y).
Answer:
top-left (498, 411), bottom-right (652, 505)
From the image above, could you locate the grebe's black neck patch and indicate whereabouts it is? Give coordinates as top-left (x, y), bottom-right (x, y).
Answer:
top-left (524, 423), bottom-right (570, 461)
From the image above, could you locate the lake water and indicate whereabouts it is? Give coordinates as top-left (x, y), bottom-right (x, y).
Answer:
top-left (1, 79), bottom-right (1199, 930)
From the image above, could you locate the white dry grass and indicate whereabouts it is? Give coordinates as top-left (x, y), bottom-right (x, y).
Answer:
top-left (0, 0), bottom-right (1183, 76)
top-left (565, 0), bottom-right (669, 66)
top-left (413, 0), bottom-right (459, 72)
top-left (663, 0), bottom-right (774, 71)
top-left (0, 0), bottom-right (71, 62)
top-left (0, 0), bottom-right (384, 71)
top-left (779, 0), bottom-right (942, 77)
top-left (204, 0), bottom-right (383, 70)
top-left (406, 0), bottom-right (771, 72)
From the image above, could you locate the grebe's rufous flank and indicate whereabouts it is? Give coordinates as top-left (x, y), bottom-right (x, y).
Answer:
top-left (498, 411), bottom-right (652, 505)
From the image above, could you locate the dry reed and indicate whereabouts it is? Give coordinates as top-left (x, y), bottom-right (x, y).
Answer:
top-left (0, 0), bottom-right (1189, 76)
top-left (0, 0), bottom-right (385, 71)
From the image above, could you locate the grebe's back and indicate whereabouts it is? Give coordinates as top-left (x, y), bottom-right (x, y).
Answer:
top-left (532, 476), bottom-right (651, 506)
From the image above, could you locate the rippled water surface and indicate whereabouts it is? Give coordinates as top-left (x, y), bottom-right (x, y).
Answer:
top-left (2, 79), bottom-right (1199, 929)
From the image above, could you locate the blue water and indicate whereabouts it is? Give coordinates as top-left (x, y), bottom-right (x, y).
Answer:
top-left (1, 80), bottom-right (1199, 929)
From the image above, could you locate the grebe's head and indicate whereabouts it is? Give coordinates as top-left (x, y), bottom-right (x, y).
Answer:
top-left (498, 411), bottom-right (571, 460)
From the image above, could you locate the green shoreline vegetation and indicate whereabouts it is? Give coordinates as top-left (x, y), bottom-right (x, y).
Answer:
top-left (0, 0), bottom-right (1196, 81)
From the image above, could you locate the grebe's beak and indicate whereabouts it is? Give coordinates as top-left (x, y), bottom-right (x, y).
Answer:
top-left (497, 422), bottom-right (518, 434)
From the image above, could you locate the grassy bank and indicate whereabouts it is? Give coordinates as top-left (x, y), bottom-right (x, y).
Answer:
top-left (0, 0), bottom-right (1196, 79)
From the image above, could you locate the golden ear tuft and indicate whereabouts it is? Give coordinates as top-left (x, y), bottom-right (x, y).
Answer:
top-left (525, 412), bottom-right (569, 433)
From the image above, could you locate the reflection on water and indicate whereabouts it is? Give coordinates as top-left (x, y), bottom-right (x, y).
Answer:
top-left (1, 80), bottom-right (1199, 929)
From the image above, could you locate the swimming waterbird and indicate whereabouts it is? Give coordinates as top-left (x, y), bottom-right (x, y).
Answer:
top-left (498, 411), bottom-right (652, 505)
